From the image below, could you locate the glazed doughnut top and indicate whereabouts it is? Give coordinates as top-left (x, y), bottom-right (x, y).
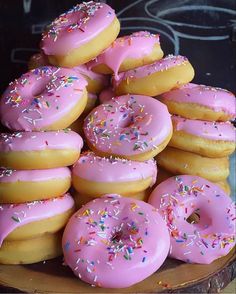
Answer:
top-left (73, 151), bottom-right (157, 185)
top-left (41, 2), bottom-right (116, 55)
top-left (0, 130), bottom-right (83, 152)
top-left (172, 116), bottom-right (236, 141)
top-left (161, 83), bottom-right (236, 118)
top-left (0, 193), bottom-right (74, 246)
top-left (84, 95), bottom-right (172, 156)
top-left (0, 66), bottom-right (87, 131)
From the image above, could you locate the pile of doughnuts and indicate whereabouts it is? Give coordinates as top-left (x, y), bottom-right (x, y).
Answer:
top-left (0, 1), bottom-right (235, 289)
top-left (156, 83), bottom-right (235, 195)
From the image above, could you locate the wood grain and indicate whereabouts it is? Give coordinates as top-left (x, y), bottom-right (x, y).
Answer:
top-left (0, 248), bottom-right (235, 293)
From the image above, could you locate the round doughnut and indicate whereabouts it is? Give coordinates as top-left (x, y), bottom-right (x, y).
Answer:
top-left (62, 194), bottom-right (170, 288)
top-left (169, 116), bottom-right (235, 158)
top-left (0, 167), bottom-right (71, 204)
top-left (84, 95), bottom-right (172, 161)
top-left (155, 168), bottom-right (231, 195)
top-left (0, 131), bottom-right (83, 169)
top-left (0, 66), bottom-right (87, 131)
top-left (41, 2), bottom-right (120, 67)
top-left (28, 52), bottom-right (48, 70)
top-left (99, 87), bottom-right (115, 104)
top-left (73, 189), bottom-right (152, 209)
top-left (88, 31), bottom-right (164, 76)
top-left (113, 55), bottom-right (194, 97)
top-left (72, 151), bottom-right (157, 197)
top-left (156, 147), bottom-right (229, 182)
top-left (148, 175), bottom-right (235, 264)
top-left (0, 231), bottom-right (62, 265)
top-left (159, 83), bottom-right (236, 122)
top-left (74, 64), bottom-right (109, 94)
top-left (0, 193), bottom-right (74, 255)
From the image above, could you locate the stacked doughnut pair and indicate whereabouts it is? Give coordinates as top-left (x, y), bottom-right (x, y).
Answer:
top-left (155, 84), bottom-right (235, 195)
top-left (0, 66), bottom-right (87, 264)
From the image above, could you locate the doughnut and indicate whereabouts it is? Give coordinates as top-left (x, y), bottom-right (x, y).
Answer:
top-left (0, 193), bottom-right (74, 244)
top-left (84, 95), bottom-right (172, 161)
top-left (155, 168), bottom-right (231, 195)
top-left (0, 66), bottom-right (87, 131)
top-left (41, 2), bottom-right (120, 67)
top-left (0, 231), bottom-right (62, 265)
top-left (62, 194), bottom-right (170, 288)
top-left (27, 55), bottom-right (109, 94)
top-left (88, 31), bottom-right (163, 76)
top-left (156, 147), bottom-right (229, 182)
top-left (0, 131), bottom-right (83, 169)
top-left (28, 52), bottom-right (48, 70)
top-left (148, 175), bottom-right (235, 264)
top-left (74, 64), bottom-right (109, 94)
top-left (99, 87), bottom-right (115, 104)
top-left (73, 189), bottom-right (152, 209)
top-left (72, 151), bottom-right (157, 198)
top-left (113, 55), bottom-right (194, 97)
top-left (159, 83), bottom-right (236, 122)
top-left (169, 116), bottom-right (235, 158)
top-left (0, 167), bottom-right (71, 204)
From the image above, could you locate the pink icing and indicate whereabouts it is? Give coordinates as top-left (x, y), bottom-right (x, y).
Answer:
top-left (0, 130), bottom-right (83, 152)
top-left (148, 175), bottom-right (236, 264)
top-left (62, 194), bottom-right (170, 288)
top-left (41, 2), bottom-right (116, 56)
top-left (83, 95), bottom-right (172, 157)
top-left (99, 87), bottom-right (115, 104)
top-left (113, 55), bottom-right (189, 85)
top-left (88, 31), bottom-right (161, 77)
top-left (172, 116), bottom-right (235, 142)
top-left (0, 167), bottom-right (71, 183)
top-left (160, 83), bottom-right (236, 118)
top-left (0, 66), bottom-right (87, 131)
top-left (0, 193), bottom-right (74, 246)
top-left (72, 151), bottom-right (157, 186)
top-left (74, 64), bottom-right (109, 86)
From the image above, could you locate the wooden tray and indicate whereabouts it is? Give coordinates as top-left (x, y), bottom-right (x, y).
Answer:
top-left (0, 249), bottom-right (235, 293)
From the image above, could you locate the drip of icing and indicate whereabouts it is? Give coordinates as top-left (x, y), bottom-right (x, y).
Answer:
top-left (88, 31), bottom-right (161, 78)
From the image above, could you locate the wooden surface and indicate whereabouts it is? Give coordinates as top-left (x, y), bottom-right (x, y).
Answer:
top-left (0, 248), bottom-right (235, 293)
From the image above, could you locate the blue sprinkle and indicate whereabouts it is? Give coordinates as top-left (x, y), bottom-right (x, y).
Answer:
top-left (64, 241), bottom-right (70, 251)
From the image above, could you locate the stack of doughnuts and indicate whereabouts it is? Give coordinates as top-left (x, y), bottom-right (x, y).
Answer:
top-left (0, 66), bottom-right (87, 264)
top-left (0, 0), bottom-right (235, 288)
top-left (156, 84), bottom-right (235, 195)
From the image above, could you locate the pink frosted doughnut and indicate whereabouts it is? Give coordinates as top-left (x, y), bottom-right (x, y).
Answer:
top-left (83, 95), bottom-right (172, 161)
top-left (0, 193), bottom-right (74, 245)
top-left (62, 194), bottom-right (170, 288)
top-left (0, 66), bottom-right (87, 131)
top-left (99, 87), bottom-right (115, 104)
top-left (0, 167), bottom-right (71, 203)
top-left (0, 130), bottom-right (83, 169)
top-left (40, 2), bottom-right (120, 67)
top-left (169, 116), bottom-right (236, 157)
top-left (72, 151), bottom-right (157, 199)
top-left (88, 31), bottom-right (163, 76)
top-left (159, 83), bottom-right (236, 121)
top-left (148, 175), bottom-right (236, 264)
top-left (113, 55), bottom-right (195, 96)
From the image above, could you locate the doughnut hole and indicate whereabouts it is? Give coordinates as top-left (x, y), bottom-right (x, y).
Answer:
top-left (186, 208), bottom-right (212, 230)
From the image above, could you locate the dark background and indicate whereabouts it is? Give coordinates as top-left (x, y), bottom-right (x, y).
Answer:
top-left (0, 0), bottom-right (236, 94)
